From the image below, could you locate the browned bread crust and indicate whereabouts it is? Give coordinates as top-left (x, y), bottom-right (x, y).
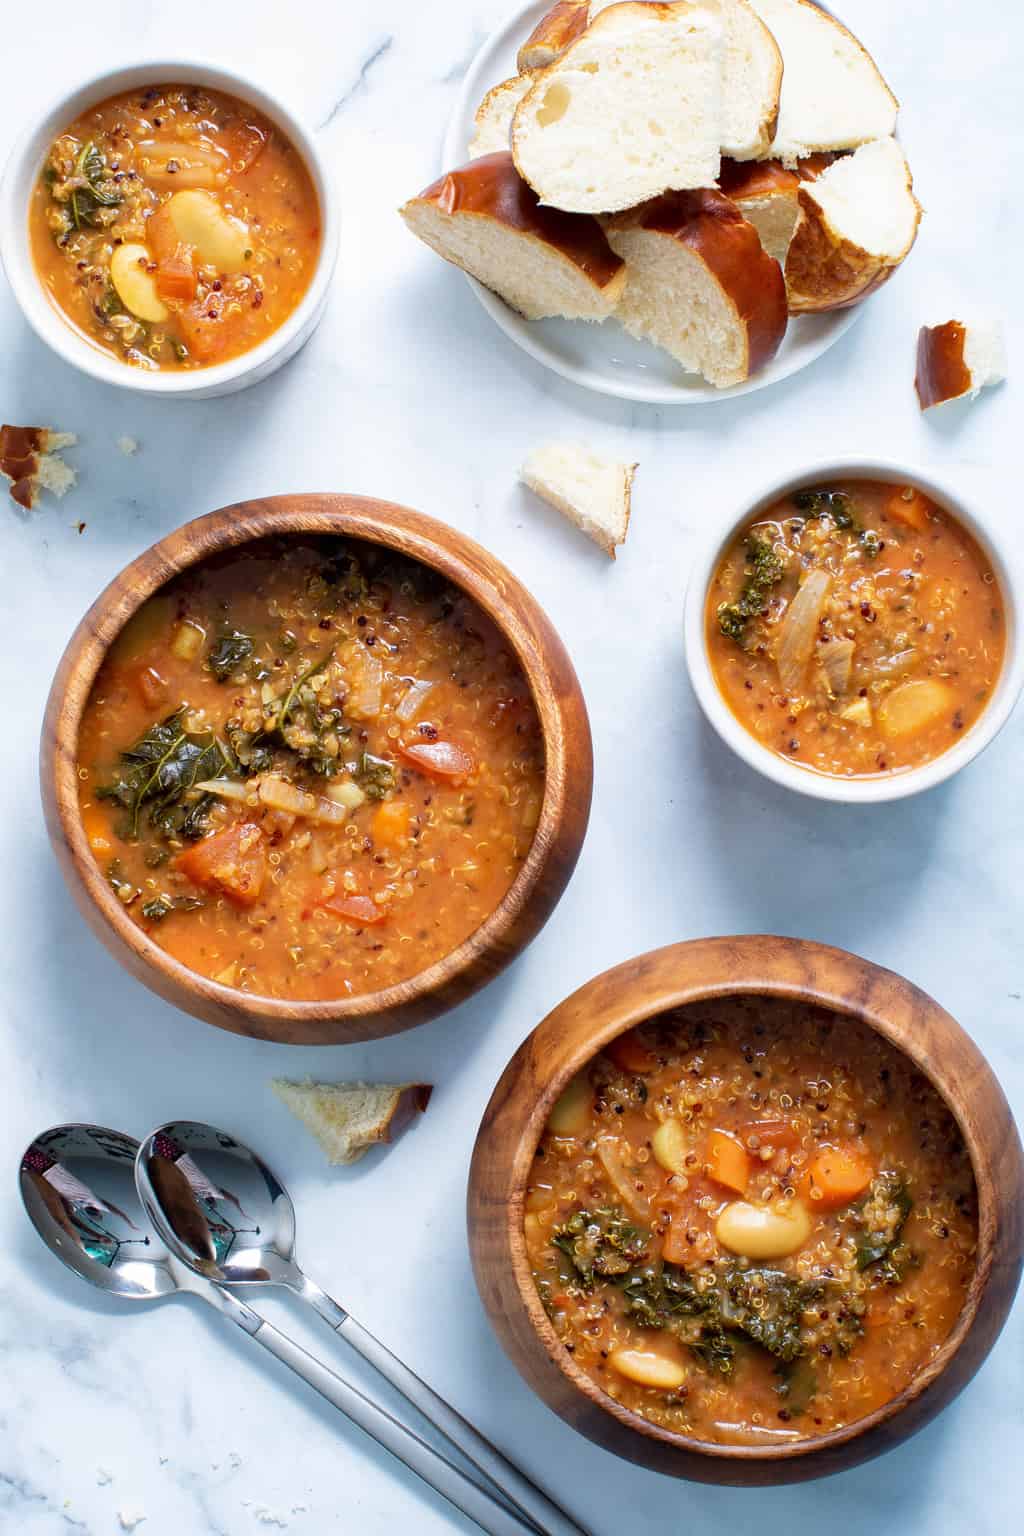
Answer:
top-left (915, 322), bottom-right (972, 410)
top-left (517, 0), bottom-right (590, 72)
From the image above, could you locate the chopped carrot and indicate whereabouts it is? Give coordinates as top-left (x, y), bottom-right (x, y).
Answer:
top-left (371, 799), bottom-right (411, 849)
top-left (155, 252), bottom-right (198, 303)
top-left (743, 1118), bottom-right (798, 1150)
top-left (706, 1129), bottom-right (751, 1195)
top-left (604, 1029), bottom-right (658, 1075)
top-left (661, 1210), bottom-right (694, 1266)
top-left (801, 1145), bottom-right (873, 1210)
top-left (81, 804), bottom-right (112, 856)
top-left (886, 488), bottom-right (932, 533)
top-left (144, 206), bottom-right (179, 264)
top-left (174, 822), bottom-right (266, 907)
top-left (136, 665), bottom-right (168, 709)
top-left (318, 892), bottom-right (385, 927)
top-left (177, 300), bottom-right (243, 364)
top-left (397, 738), bottom-right (476, 783)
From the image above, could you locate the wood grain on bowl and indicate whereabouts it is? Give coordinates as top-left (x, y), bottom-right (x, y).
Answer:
top-left (467, 936), bottom-right (1024, 1484)
top-left (41, 495), bottom-right (593, 1044)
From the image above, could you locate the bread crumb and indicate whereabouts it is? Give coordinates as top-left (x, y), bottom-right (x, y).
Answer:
top-left (117, 436), bottom-right (139, 455)
top-left (96, 1467), bottom-right (113, 1485)
top-left (521, 440), bottom-right (636, 558)
top-left (117, 1509), bottom-right (146, 1531)
top-left (1, 424), bottom-right (77, 510)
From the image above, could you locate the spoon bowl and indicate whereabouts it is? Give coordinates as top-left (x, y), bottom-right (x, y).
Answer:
top-left (20, 1124), bottom-right (175, 1301)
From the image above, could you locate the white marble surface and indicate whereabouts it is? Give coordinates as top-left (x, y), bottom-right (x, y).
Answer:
top-left (1, 2), bottom-right (1022, 1532)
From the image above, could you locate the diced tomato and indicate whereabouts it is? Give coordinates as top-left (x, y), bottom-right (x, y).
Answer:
top-left (705, 1129), bottom-right (751, 1195)
top-left (661, 1175), bottom-right (722, 1265)
top-left (136, 665), bottom-right (168, 709)
top-left (604, 1029), bottom-right (659, 1075)
top-left (371, 799), bottom-right (411, 849)
top-left (886, 488), bottom-right (932, 532)
top-left (317, 893), bottom-right (386, 927)
top-left (177, 300), bottom-right (243, 364)
top-left (743, 1118), bottom-right (799, 1150)
top-left (397, 738), bottom-right (476, 783)
top-left (174, 822), bottom-right (266, 907)
top-left (145, 206), bottom-right (179, 264)
top-left (225, 122), bottom-right (269, 174)
top-left (155, 251), bottom-right (198, 303)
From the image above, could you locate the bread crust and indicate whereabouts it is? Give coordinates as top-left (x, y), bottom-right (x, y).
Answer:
top-left (915, 321), bottom-right (972, 410)
top-left (784, 152), bottom-right (921, 313)
top-left (471, 74), bottom-right (537, 158)
top-left (612, 188), bottom-right (788, 378)
top-left (718, 156), bottom-right (799, 202)
top-left (404, 152), bottom-right (626, 293)
top-left (517, 0), bottom-right (590, 72)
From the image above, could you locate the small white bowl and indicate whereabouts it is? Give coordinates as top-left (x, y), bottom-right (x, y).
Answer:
top-left (683, 458), bottom-right (1024, 803)
top-left (0, 61), bottom-right (339, 399)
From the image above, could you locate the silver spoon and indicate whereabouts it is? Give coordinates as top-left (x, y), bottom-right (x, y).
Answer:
top-left (136, 1120), bottom-right (584, 1536)
top-left (20, 1125), bottom-right (560, 1536)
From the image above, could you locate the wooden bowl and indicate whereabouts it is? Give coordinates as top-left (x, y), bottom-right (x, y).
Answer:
top-left (468, 935), bottom-right (1024, 1484)
top-left (41, 494), bottom-right (593, 1044)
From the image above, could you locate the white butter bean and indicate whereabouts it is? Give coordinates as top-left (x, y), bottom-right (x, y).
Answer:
top-left (109, 243), bottom-right (169, 323)
top-left (165, 189), bottom-right (250, 272)
top-left (651, 1118), bottom-right (688, 1175)
top-left (715, 1199), bottom-right (811, 1259)
top-left (608, 1349), bottom-right (686, 1391)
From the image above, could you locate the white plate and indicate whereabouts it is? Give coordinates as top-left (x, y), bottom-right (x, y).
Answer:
top-left (444, 0), bottom-right (860, 405)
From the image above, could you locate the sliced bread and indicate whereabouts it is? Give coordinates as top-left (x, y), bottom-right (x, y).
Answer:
top-left (718, 157), bottom-right (800, 265)
top-left (470, 74), bottom-right (536, 157)
top-left (1, 424), bottom-right (77, 511)
top-left (588, 0), bottom-right (782, 159)
top-left (521, 440), bottom-right (637, 557)
top-left (272, 1080), bottom-right (433, 1166)
top-left (400, 152), bottom-right (626, 321)
top-left (512, 2), bottom-right (723, 215)
top-left (915, 321), bottom-right (1007, 411)
top-left (517, 0), bottom-right (590, 71)
top-left (747, 0), bottom-right (898, 164)
top-left (785, 137), bottom-right (921, 312)
top-left (606, 188), bottom-right (788, 386)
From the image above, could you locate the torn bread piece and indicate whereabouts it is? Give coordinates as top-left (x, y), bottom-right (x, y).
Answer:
top-left (470, 74), bottom-right (537, 157)
top-left (521, 440), bottom-right (637, 557)
top-left (746, 0), bottom-right (898, 164)
top-left (784, 138), bottom-right (921, 313)
top-left (272, 1080), bottom-right (433, 1166)
top-left (400, 152), bottom-right (626, 320)
top-left (717, 157), bottom-right (800, 265)
top-left (915, 321), bottom-right (1007, 411)
top-left (1, 425), bottom-right (77, 510)
top-left (518, 0), bottom-right (590, 71)
top-left (512, 2), bottom-right (724, 215)
top-left (588, 0), bottom-right (782, 160)
top-left (606, 188), bottom-right (788, 387)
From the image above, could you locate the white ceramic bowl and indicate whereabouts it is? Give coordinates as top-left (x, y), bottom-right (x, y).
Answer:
top-left (0, 61), bottom-right (339, 399)
top-left (684, 458), bottom-right (1024, 803)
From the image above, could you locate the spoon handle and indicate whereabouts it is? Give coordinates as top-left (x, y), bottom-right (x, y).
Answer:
top-left (209, 1284), bottom-right (548, 1536)
top-left (301, 1278), bottom-right (587, 1536)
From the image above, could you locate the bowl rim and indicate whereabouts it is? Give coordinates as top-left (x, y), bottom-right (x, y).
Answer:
top-left (0, 59), bottom-right (340, 395)
top-left (683, 456), bottom-right (1024, 803)
top-left (489, 935), bottom-right (1009, 1468)
top-left (43, 494), bottom-right (591, 1033)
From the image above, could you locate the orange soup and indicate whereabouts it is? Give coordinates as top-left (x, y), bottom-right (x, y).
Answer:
top-left (706, 480), bottom-right (1005, 777)
top-left (30, 85), bottom-right (320, 369)
top-left (77, 538), bottom-right (545, 999)
top-left (526, 999), bottom-right (977, 1445)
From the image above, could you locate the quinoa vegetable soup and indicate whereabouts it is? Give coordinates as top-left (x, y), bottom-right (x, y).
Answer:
top-left (526, 999), bottom-right (977, 1446)
top-left (76, 537), bottom-right (545, 1000)
top-left (706, 479), bottom-right (1005, 777)
top-left (30, 85), bottom-right (320, 369)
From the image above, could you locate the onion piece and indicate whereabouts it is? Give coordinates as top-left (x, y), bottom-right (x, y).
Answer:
top-left (395, 679), bottom-right (436, 722)
top-left (194, 779), bottom-right (250, 803)
top-left (257, 775), bottom-right (349, 825)
top-left (325, 780), bottom-right (366, 810)
top-left (817, 637), bottom-right (855, 697)
top-left (777, 570), bottom-right (833, 695)
top-left (596, 1136), bottom-right (652, 1221)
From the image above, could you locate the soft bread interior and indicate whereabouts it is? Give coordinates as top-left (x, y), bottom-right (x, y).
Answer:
top-left (747, 0), bottom-right (897, 162)
top-left (471, 75), bottom-right (535, 157)
top-left (521, 439), bottom-right (635, 555)
top-left (963, 323), bottom-right (1007, 393)
top-left (729, 188), bottom-right (798, 264)
top-left (401, 199), bottom-right (622, 321)
top-left (272, 1080), bottom-right (420, 1166)
top-left (513, 3), bottom-right (723, 214)
top-left (609, 224), bottom-right (749, 386)
top-left (802, 138), bottom-right (917, 257)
